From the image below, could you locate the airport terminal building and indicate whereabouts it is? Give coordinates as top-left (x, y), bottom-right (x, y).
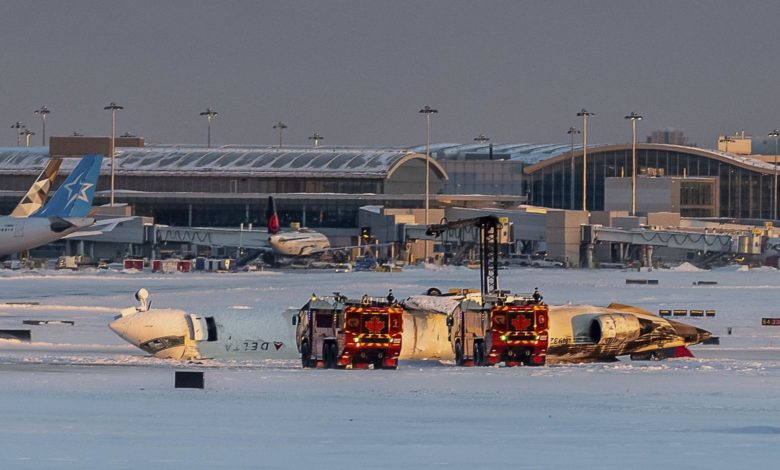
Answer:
top-left (0, 144), bottom-right (456, 229)
top-left (1, 139), bottom-right (778, 230)
top-left (423, 142), bottom-right (779, 220)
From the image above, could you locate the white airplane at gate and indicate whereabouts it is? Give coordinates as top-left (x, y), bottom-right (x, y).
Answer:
top-left (0, 155), bottom-right (103, 257)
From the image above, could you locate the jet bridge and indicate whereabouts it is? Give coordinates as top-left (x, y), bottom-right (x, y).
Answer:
top-left (588, 226), bottom-right (735, 253)
top-left (154, 226), bottom-right (271, 249)
top-left (581, 224), bottom-right (756, 268)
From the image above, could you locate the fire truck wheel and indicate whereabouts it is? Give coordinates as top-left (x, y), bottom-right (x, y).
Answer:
top-left (323, 342), bottom-right (337, 369)
top-left (455, 341), bottom-right (463, 366)
top-left (474, 342), bottom-right (484, 366)
top-left (301, 342), bottom-right (311, 368)
top-left (426, 287), bottom-right (442, 296)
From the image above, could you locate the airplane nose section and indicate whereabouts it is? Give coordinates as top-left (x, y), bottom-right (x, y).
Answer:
top-left (109, 316), bottom-right (140, 346)
top-left (108, 309), bottom-right (190, 359)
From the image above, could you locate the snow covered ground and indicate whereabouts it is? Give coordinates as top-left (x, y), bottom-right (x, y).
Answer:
top-left (2, 266), bottom-right (780, 468)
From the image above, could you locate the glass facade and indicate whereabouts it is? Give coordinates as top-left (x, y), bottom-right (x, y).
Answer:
top-left (527, 148), bottom-right (777, 219)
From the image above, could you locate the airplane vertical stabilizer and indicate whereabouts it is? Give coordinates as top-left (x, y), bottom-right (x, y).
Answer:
top-left (34, 154), bottom-right (103, 218)
top-left (267, 196), bottom-right (280, 234)
top-left (10, 157), bottom-right (63, 217)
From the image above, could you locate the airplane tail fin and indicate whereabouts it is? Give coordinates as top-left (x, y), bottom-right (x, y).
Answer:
top-left (267, 196), bottom-right (280, 234)
top-left (34, 154), bottom-right (103, 218)
top-left (10, 157), bottom-right (63, 217)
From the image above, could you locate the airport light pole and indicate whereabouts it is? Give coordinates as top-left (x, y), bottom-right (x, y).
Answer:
top-left (10, 122), bottom-right (25, 146)
top-left (23, 128), bottom-right (35, 147)
top-left (419, 105), bottom-right (438, 262)
top-left (34, 106), bottom-right (50, 146)
top-left (624, 112), bottom-right (643, 216)
top-left (770, 129), bottom-right (780, 220)
top-left (567, 127), bottom-right (581, 209)
top-left (576, 108), bottom-right (594, 211)
top-left (104, 101), bottom-right (124, 207)
top-left (199, 108), bottom-right (218, 148)
top-left (308, 132), bottom-right (323, 147)
top-left (273, 121), bottom-right (287, 148)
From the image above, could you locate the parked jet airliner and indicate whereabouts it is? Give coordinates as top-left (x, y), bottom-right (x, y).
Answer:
top-left (0, 154), bottom-right (103, 256)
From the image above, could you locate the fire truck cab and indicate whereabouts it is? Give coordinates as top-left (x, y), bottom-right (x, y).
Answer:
top-left (295, 293), bottom-right (403, 369)
top-left (448, 291), bottom-right (548, 366)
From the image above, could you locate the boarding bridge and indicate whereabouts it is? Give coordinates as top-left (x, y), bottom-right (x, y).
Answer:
top-left (587, 226), bottom-right (737, 253)
top-left (154, 226), bottom-right (271, 249)
top-left (580, 224), bottom-right (765, 268)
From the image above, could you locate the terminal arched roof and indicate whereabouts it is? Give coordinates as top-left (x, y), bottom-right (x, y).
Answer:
top-left (523, 143), bottom-right (780, 175)
top-left (0, 146), bottom-right (448, 180)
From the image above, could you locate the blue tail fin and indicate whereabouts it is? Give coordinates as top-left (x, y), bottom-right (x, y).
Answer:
top-left (34, 154), bottom-right (103, 218)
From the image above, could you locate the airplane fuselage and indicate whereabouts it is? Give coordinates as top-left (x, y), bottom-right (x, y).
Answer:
top-left (402, 297), bottom-right (711, 364)
top-left (110, 297), bottom-right (710, 363)
top-left (0, 216), bottom-right (94, 256)
top-left (110, 307), bottom-right (299, 360)
top-left (269, 230), bottom-right (330, 257)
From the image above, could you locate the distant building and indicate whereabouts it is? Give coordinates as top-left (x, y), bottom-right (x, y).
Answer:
top-left (646, 128), bottom-right (690, 146)
top-left (751, 135), bottom-right (780, 156)
top-left (604, 176), bottom-right (719, 217)
top-left (717, 131), bottom-right (752, 155)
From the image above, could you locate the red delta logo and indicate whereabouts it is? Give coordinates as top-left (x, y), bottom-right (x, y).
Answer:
top-left (511, 314), bottom-right (532, 331)
top-left (273, 341), bottom-right (284, 350)
top-left (268, 212), bottom-right (280, 234)
top-left (365, 316), bottom-right (385, 333)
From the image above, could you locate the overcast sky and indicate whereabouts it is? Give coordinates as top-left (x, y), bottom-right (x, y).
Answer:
top-left (1, 1), bottom-right (778, 149)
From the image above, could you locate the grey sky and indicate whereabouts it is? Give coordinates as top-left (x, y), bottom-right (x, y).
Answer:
top-left (1, 1), bottom-right (778, 149)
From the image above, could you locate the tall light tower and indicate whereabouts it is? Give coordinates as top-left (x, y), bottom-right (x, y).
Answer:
top-left (308, 132), bottom-right (323, 147)
top-left (567, 127), bottom-right (581, 209)
top-left (419, 105), bottom-right (438, 262)
top-left (770, 129), bottom-right (780, 220)
top-left (199, 108), bottom-right (218, 148)
top-left (273, 121), bottom-right (287, 148)
top-left (34, 106), bottom-right (50, 146)
top-left (10, 122), bottom-right (25, 146)
top-left (576, 108), bottom-right (594, 211)
top-left (624, 112), bottom-right (643, 216)
top-left (104, 102), bottom-right (124, 207)
top-left (23, 128), bottom-right (35, 147)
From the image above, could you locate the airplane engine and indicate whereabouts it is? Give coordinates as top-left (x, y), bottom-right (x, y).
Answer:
top-left (588, 314), bottom-right (641, 347)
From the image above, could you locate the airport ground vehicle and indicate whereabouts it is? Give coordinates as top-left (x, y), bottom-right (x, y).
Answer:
top-left (448, 291), bottom-right (548, 366)
top-left (295, 294), bottom-right (403, 369)
top-left (531, 258), bottom-right (564, 268)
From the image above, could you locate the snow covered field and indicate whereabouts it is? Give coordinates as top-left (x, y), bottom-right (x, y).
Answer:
top-left (2, 266), bottom-right (780, 468)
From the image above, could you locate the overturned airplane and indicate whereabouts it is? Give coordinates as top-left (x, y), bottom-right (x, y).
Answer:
top-left (110, 288), bottom-right (710, 365)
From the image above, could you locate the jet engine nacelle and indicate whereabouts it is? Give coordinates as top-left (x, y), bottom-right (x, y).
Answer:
top-left (588, 314), bottom-right (641, 347)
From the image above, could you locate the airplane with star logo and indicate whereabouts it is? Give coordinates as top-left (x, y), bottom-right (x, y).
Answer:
top-left (0, 154), bottom-right (103, 257)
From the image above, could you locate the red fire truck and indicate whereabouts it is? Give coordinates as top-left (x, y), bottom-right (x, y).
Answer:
top-left (448, 292), bottom-right (549, 366)
top-left (295, 294), bottom-right (403, 369)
